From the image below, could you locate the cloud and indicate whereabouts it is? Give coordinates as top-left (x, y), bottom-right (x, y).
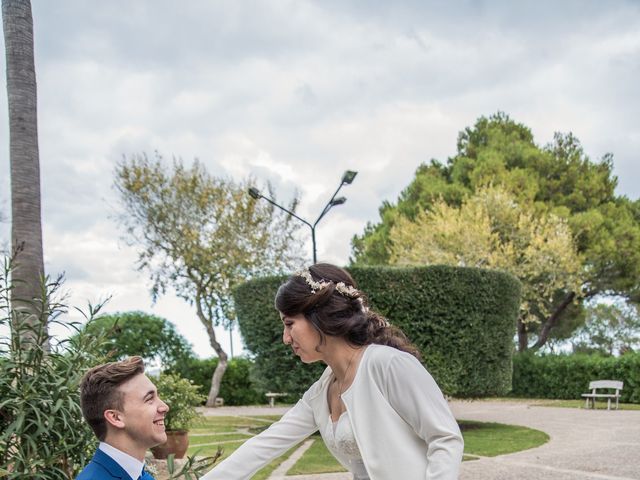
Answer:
top-left (1, 0), bottom-right (638, 357)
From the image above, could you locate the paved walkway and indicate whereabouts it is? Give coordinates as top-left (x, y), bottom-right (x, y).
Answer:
top-left (200, 400), bottom-right (640, 480)
top-left (452, 400), bottom-right (640, 480)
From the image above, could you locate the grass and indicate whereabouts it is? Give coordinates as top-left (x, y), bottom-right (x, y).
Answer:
top-left (459, 420), bottom-right (549, 457)
top-left (482, 397), bottom-right (640, 411)
top-left (189, 433), bottom-right (252, 445)
top-left (189, 416), bottom-right (549, 476)
top-left (191, 415), bottom-right (273, 432)
top-left (187, 415), bottom-right (296, 480)
top-left (530, 399), bottom-right (640, 410)
top-left (287, 420), bottom-right (548, 474)
top-left (286, 434), bottom-right (346, 475)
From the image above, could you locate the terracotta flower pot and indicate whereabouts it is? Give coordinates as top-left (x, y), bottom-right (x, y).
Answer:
top-left (151, 430), bottom-right (190, 459)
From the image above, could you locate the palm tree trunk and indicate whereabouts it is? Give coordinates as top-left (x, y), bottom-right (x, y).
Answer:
top-left (2, 0), bottom-right (47, 345)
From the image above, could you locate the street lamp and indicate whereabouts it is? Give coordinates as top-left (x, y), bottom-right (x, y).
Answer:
top-left (248, 170), bottom-right (358, 263)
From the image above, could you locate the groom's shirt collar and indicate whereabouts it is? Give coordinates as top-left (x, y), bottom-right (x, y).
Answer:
top-left (99, 441), bottom-right (145, 480)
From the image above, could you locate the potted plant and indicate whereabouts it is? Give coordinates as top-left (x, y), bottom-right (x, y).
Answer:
top-left (150, 373), bottom-right (205, 459)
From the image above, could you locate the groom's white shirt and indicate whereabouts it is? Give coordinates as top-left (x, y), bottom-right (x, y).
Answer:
top-left (99, 441), bottom-right (145, 480)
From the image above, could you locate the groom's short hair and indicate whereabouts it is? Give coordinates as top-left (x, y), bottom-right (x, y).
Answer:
top-left (80, 356), bottom-right (145, 441)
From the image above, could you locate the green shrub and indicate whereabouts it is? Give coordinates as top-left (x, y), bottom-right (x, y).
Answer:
top-left (171, 356), bottom-right (216, 397)
top-left (152, 373), bottom-right (205, 430)
top-left (0, 258), bottom-right (108, 479)
top-left (234, 265), bottom-right (521, 398)
top-left (220, 357), bottom-right (266, 405)
top-left (512, 352), bottom-right (640, 403)
top-left (172, 357), bottom-right (265, 406)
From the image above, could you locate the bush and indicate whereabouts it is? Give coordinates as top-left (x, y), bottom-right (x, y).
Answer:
top-left (512, 352), bottom-right (640, 403)
top-left (172, 357), bottom-right (265, 406)
top-left (152, 373), bottom-right (205, 430)
top-left (0, 257), bottom-right (108, 479)
top-left (234, 265), bottom-right (521, 398)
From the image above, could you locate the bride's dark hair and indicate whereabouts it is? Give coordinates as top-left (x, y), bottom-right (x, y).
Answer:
top-left (275, 263), bottom-right (421, 359)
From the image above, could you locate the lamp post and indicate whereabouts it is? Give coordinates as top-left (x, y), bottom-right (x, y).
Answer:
top-left (248, 170), bottom-right (357, 263)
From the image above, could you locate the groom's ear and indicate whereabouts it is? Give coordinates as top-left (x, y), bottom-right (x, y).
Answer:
top-left (104, 409), bottom-right (125, 429)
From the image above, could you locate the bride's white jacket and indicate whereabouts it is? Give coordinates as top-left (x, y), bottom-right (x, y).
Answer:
top-left (202, 344), bottom-right (463, 480)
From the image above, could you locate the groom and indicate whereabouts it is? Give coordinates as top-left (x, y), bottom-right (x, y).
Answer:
top-left (76, 356), bottom-right (169, 480)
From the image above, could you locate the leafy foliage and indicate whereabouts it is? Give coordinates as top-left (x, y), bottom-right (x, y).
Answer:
top-left (152, 373), bottom-right (205, 431)
top-left (352, 112), bottom-right (640, 350)
top-left (114, 152), bottom-right (304, 405)
top-left (389, 185), bottom-right (582, 329)
top-left (234, 265), bottom-right (521, 398)
top-left (512, 352), bottom-right (640, 403)
top-left (0, 256), bottom-right (108, 479)
top-left (163, 450), bottom-right (222, 480)
top-left (571, 303), bottom-right (640, 355)
top-left (80, 311), bottom-right (194, 369)
top-left (173, 356), bottom-right (265, 406)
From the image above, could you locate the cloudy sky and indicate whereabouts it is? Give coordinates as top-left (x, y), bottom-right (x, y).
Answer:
top-left (1, 0), bottom-right (639, 358)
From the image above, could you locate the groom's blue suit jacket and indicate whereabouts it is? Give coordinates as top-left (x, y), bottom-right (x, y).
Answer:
top-left (75, 448), bottom-right (154, 480)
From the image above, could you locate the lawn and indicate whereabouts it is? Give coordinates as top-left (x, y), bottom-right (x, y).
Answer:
top-left (486, 397), bottom-right (640, 411)
top-left (187, 415), bottom-right (549, 476)
top-left (530, 399), bottom-right (640, 410)
top-left (459, 420), bottom-right (549, 457)
top-left (187, 415), bottom-right (291, 480)
top-left (286, 434), bottom-right (345, 475)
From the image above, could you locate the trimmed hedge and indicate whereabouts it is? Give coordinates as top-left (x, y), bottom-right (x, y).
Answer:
top-left (171, 356), bottom-right (265, 406)
top-left (512, 352), bottom-right (640, 403)
top-left (234, 265), bottom-right (521, 399)
top-left (234, 275), bottom-right (324, 403)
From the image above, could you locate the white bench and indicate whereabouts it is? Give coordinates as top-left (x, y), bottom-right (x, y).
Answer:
top-left (581, 380), bottom-right (623, 410)
top-left (265, 392), bottom-right (288, 407)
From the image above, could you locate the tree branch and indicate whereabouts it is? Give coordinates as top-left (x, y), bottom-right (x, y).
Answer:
top-left (530, 291), bottom-right (576, 350)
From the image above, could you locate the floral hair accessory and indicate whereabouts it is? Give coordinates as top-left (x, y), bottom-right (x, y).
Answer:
top-left (295, 269), bottom-right (360, 299)
top-left (295, 269), bottom-right (330, 293)
top-left (335, 282), bottom-right (359, 298)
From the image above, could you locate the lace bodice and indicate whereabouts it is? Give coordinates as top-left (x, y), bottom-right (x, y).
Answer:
top-left (321, 411), bottom-right (369, 480)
